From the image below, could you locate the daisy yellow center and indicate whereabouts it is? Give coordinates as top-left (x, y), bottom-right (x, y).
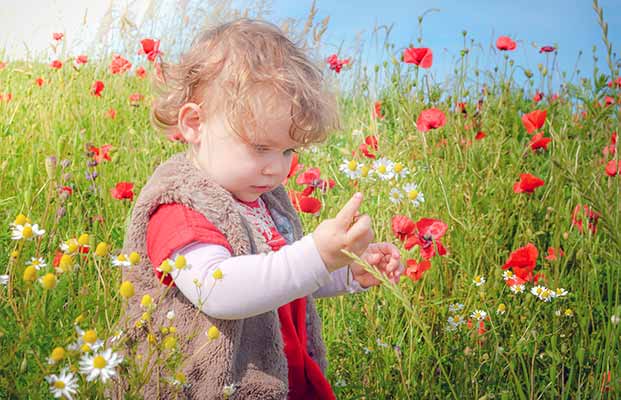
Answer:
top-left (498, 304), bottom-right (506, 312)
top-left (536, 287), bottom-right (543, 295)
top-left (81, 344), bottom-right (91, 352)
top-left (475, 276), bottom-right (482, 282)
top-left (212, 268), bottom-right (223, 280)
top-left (32, 260), bottom-right (40, 267)
top-left (174, 255), bottom-right (186, 269)
top-left (564, 308), bottom-right (573, 316)
top-left (408, 190), bottom-right (419, 200)
top-left (93, 355), bottom-right (107, 369)
top-left (51, 347), bottom-right (65, 361)
top-left (54, 381), bottom-right (66, 389)
top-left (360, 166), bottom-right (370, 177)
top-left (67, 241), bottom-right (78, 254)
top-left (117, 254), bottom-right (127, 262)
top-left (391, 191), bottom-right (400, 199)
top-left (394, 163), bottom-right (403, 173)
top-left (78, 234), bottom-right (90, 246)
top-left (22, 226), bottom-right (33, 238)
top-left (41, 273), bottom-right (57, 289)
top-left (347, 160), bottom-right (357, 171)
top-left (95, 242), bottom-right (109, 257)
top-left (159, 260), bottom-right (172, 273)
top-left (378, 165), bottom-right (387, 174)
top-left (83, 329), bottom-right (97, 344)
top-left (129, 252), bottom-right (140, 265)
top-left (14, 214), bottom-right (27, 225)
top-left (23, 266), bottom-right (37, 282)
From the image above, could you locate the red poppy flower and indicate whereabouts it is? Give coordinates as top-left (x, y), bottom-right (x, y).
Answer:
top-left (139, 38), bottom-right (162, 62)
top-left (416, 108), bottom-right (446, 132)
top-left (502, 243), bottom-right (538, 282)
top-left (35, 77), bottom-right (44, 87)
top-left (404, 259), bottom-right (431, 282)
top-left (529, 132), bottom-right (552, 151)
top-left (326, 54), bottom-right (350, 73)
top-left (403, 47), bottom-right (433, 68)
top-left (52, 250), bottom-right (63, 267)
top-left (571, 204), bottom-right (600, 234)
top-left (533, 90), bottom-right (544, 102)
top-left (109, 55), bottom-right (132, 75)
top-left (287, 152), bottom-right (302, 179)
top-left (521, 110), bottom-right (547, 134)
top-left (296, 167), bottom-right (334, 195)
top-left (604, 96), bottom-right (615, 106)
top-left (129, 92), bottom-right (144, 105)
top-left (59, 186), bottom-right (73, 196)
top-left (111, 182), bottom-right (134, 201)
top-left (602, 132), bottom-right (617, 157)
top-left (539, 46), bottom-right (555, 53)
top-left (75, 55), bottom-right (88, 65)
top-left (391, 215), bottom-right (416, 242)
top-left (0, 61), bottom-right (6, 70)
top-left (50, 60), bottom-right (63, 69)
top-left (107, 108), bottom-right (117, 119)
top-left (608, 77), bottom-right (621, 88)
top-left (358, 135), bottom-right (379, 159)
top-left (135, 66), bottom-right (147, 79)
top-left (53, 32), bottom-right (64, 41)
top-left (91, 80), bottom-right (105, 97)
top-left (0, 93), bottom-right (13, 102)
top-left (513, 173), bottom-right (544, 194)
top-left (288, 190), bottom-right (322, 214)
top-left (496, 36), bottom-right (517, 51)
top-left (89, 144), bottom-right (113, 163)
top-left (404, 218), bottom-right (448, 259)
top-left (475, 131), bottom-right (486, 140)
top-left (374, 101), bottom-right (384, 120)
top-left (544, 247), bottom-right (564, 261)
top-left (605, 160), bottom-right (621, 176)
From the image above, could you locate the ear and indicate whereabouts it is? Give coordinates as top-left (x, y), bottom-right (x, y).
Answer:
top-left (177, 103), bottom-right (203, 144)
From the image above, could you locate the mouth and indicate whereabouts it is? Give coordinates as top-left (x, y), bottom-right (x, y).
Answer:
top-left (252, 185), bottom-right (273, 191)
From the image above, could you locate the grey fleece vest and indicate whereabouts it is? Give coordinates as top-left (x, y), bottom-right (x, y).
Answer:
top-left (114, 152), bottom-right (328, 399)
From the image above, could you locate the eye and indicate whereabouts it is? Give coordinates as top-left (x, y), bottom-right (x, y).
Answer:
top-left (252, 144), bottom-right (269, 153)
top-left (283, 148), bottom-right (297, 156)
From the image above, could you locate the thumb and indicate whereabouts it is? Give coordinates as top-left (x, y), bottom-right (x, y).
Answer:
top-left (335, 192), bottom-right (363, 228)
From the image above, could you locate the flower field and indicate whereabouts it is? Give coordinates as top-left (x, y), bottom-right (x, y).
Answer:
top-left (0, 3), bottom-right (620, 399)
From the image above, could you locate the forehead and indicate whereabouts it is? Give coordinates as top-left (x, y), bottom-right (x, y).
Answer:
top-left (247, 92), bottom-right (299, 146)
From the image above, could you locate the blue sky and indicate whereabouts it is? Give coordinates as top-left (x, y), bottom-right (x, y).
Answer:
top-left (270, 0), bottom-right (620, 91)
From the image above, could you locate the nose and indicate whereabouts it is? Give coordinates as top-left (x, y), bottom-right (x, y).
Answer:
top-left (261, 154), bottom-right (289, 177)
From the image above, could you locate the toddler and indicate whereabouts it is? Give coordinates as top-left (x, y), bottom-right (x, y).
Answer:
top-left (120, 18), bottom-right (403, 399)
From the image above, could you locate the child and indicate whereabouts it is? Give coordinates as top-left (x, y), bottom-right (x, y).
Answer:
top-left (120, 18), bottom-right (403, 399)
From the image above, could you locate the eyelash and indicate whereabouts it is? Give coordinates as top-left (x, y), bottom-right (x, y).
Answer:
top-left (254, 145), bottom-right (297, 156)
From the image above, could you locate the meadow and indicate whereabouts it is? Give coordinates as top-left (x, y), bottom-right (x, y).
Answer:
top-left (0, 2), bottom-right (620, 399)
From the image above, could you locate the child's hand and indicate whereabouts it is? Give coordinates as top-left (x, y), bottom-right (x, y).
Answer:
top-left (350, 242), bottom-right (403, 288)
top-left (312, 193), bottom-right (374, 273)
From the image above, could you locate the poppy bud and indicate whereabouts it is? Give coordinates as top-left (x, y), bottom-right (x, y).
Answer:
top-left (45, 156), bottom-right (57, 179)
top-left (524, 69), bottom-right (533, 79)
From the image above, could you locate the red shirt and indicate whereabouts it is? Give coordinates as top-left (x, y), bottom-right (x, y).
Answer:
top-left (146, 201), bottom-right (335, 399)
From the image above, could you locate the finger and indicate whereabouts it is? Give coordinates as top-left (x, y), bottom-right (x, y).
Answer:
top-left (335, 193), bottom-right (363, 228)
top-left (346, 214), bottom-right (373, 245)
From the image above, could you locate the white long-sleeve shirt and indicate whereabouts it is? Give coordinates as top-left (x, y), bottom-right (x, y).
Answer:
top-left (169, 234), bottom-right (368, 320)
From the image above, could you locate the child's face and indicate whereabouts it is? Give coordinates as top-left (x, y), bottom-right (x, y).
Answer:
top-left (193, 99), bottom-right (301, 202)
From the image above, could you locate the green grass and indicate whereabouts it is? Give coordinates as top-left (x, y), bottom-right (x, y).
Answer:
top-left (1, 16), bottom-right (620, 399)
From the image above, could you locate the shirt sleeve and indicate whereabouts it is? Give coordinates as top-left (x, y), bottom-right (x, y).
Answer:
top-left (313, 267), bottom-right (370, 298)
top-left (170, 234), bottom-right (335, 320)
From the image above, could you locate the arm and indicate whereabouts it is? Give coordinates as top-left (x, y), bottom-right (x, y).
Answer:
top-left (171, 234), bottom-right (335, 320)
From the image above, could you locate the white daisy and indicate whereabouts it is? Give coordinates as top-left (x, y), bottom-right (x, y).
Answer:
top-left (470, 310), bottom-right (487, 321)
top-left (0, 275), bottom-right (8, 286)
top-left (554, 288), bottom-right (568, 297)
top-left (372, 157), bottom-right (395, 180)
top-left (223, 383), bottom-right (239, 398)
top-left (111, 253), bottom-right (131, 268)
top-left (60, 238), bottom-right (79, 253)
top-left (167, 310), bottom-right (175, 320)
top-left (502, 270), bottom-right (514, 281)
top-left (46, 368), bottom-right (78, 400)
top-left (26, 257), bottom-right (47, 270)
top-left (68, 326), bottom-right (104, 352)
top-left (448, 303), bottom-right (464, 313)
top-left (496, 304), bottom-right (507, 315)
top-left (11, 223), bottom-right (45, 240)
top-left (510, 284), bottom-right (526, 294)
top-left (539, 287), bottom-right (556, 302)
top-left (339, 159), bottom-right (361, 179)
top-left (446, 314), bottom-right (465, 330)
top-left (392, 162), bottom-right (410, 180)
top-left (473, 275), bottom-right (486, 286)
top-left (403, 183), bottom-right (425, 207)
top-left (79, 348), bottom-right (123, 383)
top-left (388, 188), bottom-right (403, 204)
